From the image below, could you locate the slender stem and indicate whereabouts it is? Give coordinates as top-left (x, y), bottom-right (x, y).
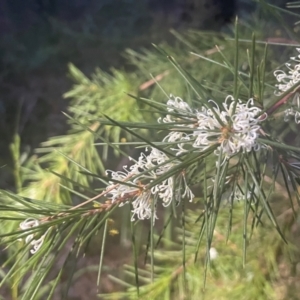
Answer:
top-left (233, 17), bottom-right (239, 101)
top-left (266, 90), bottom-right (299, 116)
top-left (97, 219), bottom-right (108, 293)
top-left (258, 138), bottom-right (300, 152)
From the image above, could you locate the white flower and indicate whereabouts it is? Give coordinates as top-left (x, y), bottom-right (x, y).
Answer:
top-left (20, 218), bottom-right (39, 244)
top-left (165, 95), bottom-right (194, 115)
top-left (105, 166), bottom-right (141, 203)
top-left (159, 96), bottom-right (197, 155)
top-left (193, 96), bottom-right (265, 157)
top-left (274, 48), bottom-right (300, 94)
top-left (19, 218), bottom-right (49, 254)
top-left (30, 234), bottom-right (47, 254)
top-left (130, 190), bottom-right (155, 221)
top-left (274, 49), bottom-right (300, 123)
top-left (274, 66), bottom-right (300, 94)
top-left (105, 147), bottom-right (194, 222)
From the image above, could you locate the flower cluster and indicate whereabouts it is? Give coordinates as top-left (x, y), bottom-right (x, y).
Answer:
top-left (159, 96), bottom-right (197, 155)
top-left (274, 48), bottom-right (300, 94)
top-left (274, 48), bottom-right (300, 123)
top-left (105, 95), bottom-right (265, 221)
top-left (19, 218), bottom-right (48, 254)
top-left (161, 95), bottom-right (265, 157)
top-left (105, 147), bottom-right (194, 222)
top-left (193, 97), bottom-right (264, 156)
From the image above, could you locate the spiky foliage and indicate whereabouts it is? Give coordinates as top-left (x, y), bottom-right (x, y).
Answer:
top-left (1, 2), bottom-right (300, 299)
top-left (101, 204), bottom-right (291, 300)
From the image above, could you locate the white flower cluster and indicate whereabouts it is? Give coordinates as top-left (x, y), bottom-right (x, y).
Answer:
top-left (159, 96), bottom-right (197, 155)
top-left (105, 95), bottom-right (264, 221)
top-left (161, 95), bottom-right (265, 157)
top-left (105, 147), bottom-right (194, 222)
top-left (20, 218), bottom-right (48, 254)
top-left (274, 48), bottom-right (300, 94)
top-left (274, 48), bottom-right (300, 123)
top-left (193, 96), bottom-right (264, 156)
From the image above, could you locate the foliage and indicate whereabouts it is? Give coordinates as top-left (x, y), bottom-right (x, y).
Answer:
top-left (101, 205), bottom-right (289, 300)
top-left (1, 1), bottom-right (300, 299)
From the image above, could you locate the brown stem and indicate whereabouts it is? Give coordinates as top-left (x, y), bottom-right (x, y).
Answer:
top-left (266, 93), bottom-right (293, 116)
top-left (266, 86), bottom-right (300, 116)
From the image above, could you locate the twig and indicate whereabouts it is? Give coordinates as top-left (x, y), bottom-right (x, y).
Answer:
top-left (139, 71), bottom-right (170, 91)
top-left (138, 46), bottom-right (222, 91)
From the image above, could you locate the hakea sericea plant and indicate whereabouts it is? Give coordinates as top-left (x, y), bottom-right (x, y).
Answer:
top-left (274, 48), bottom-right (300, 123)
top-left (103, 95), bottom-right (265, 223)
top-left (105, 147), bottom-right (194, 222)
top-left (18, 94), bottom-right (266, 253)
